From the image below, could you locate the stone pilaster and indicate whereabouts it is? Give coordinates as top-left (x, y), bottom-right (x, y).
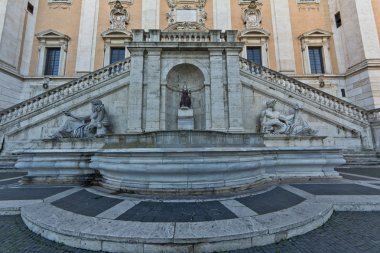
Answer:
top-left (75, 0), bottom-right (99, 74)
top-left (213, 0), bottom-right (231, 31)
top-left (270, 0), bottom-right (296, 74)
top-left (127, 48), bottom-right (145, 132)
top-left (0, 0), bottom-right (8, 45)
top-left (226, 48), bottom-right (244, 132)
top-left (144, 48), bottom-right (162, 132)
top-left (209, 48), bottom-right (225, 131)
top-left (142, 0), bottom-right (160, 30)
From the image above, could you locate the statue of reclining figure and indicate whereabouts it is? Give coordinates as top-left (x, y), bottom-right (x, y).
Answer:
top-left (260, 100), bottom-right (317, 136)
top-left (51, 99), bottom-right (110, 139)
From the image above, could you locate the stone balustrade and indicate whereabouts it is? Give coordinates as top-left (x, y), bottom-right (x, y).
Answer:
top-left (160, 32), bottom-right (212, 42)
top-left (132, 29), bottom-right (233, 43)
top-left (239, 58), bottom-right (369, 123)
top-left (0, 58), bottom-right (131, 126)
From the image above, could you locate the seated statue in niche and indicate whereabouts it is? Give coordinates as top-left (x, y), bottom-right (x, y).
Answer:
top-left (51, 100), bottom-right (110, 139)
top-left (260, 100), bottom-right (317, 136)
top-left (180, 87), bottom-right (192, 108)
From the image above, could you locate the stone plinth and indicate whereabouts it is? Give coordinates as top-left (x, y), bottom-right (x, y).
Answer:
top-left (178, 107), bottom-right (194, 130)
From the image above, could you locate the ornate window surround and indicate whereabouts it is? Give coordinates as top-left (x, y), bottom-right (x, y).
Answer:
top-left (36, 30), bottom-right (70, 76)
top-left (101, 1), bottom-right (132, 66)
top-left (101, 30), bottom-right (132, 66)
top-left (239, 28), bottom-right (270, 67)
top-left (299, 29), bottom-right (332, 75)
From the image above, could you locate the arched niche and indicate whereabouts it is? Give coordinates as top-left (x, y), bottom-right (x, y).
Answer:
top-left (165, 64), bottom-right (206, 130)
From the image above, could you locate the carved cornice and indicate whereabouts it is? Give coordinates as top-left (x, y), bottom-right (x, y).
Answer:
top-left (163, 22), bottom-right (208, 32)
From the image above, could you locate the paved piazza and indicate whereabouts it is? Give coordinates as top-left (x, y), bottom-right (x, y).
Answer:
top-left (0, 169), bottom-right (378, 252)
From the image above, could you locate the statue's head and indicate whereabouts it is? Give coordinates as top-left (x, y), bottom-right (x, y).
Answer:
top-left (91, 99), bottom-right (104, 112)
top-left (266, 100), bottom-right (277, 109)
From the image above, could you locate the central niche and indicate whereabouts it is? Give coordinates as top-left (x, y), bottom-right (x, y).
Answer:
top-left (166, 64), bottom-right (205, 130)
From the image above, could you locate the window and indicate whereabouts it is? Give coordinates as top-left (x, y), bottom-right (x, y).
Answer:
top-left (299, 29), bottom-right (332, 74)
top-left (308, 47), bottom-right (324, 74)
top-left (335, 12), bottom-right (342, 28)
top-left (110, 48), bottom-right (126, 64)
top-left (247, 47), bottom-right (262, 65)
top-left (44, 48), bottom-right (61, 76)
top-left (36, 30), bottom-right (70, 76)
top-left (27, 2), bottom-right (34, 14)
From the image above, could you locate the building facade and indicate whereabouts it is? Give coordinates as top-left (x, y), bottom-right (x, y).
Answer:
top-left (0, 0), bottom-right (379, 111)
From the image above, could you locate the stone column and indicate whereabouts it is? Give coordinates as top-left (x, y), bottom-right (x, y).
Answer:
top-left (270, 0), bottom-right (296, 74)
top-left (226, 48), bottom-right (244, 132)
top-left (127, 48), bottom-right (145, 132)
top-left (213, 0), bottom-right (231, 31)
top-left (209, 48), bottom-right (226, 131)
top-left (75, 0), bottom-right (99, 74)
top-left (144, 48), bottom-right (162, 132)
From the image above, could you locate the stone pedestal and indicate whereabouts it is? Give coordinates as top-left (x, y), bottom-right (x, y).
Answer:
top-left (178, 107), bottom-right (194, 130)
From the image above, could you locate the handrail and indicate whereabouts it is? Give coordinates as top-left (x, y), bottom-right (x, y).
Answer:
top-left (239, 57), bottom-right (369, 122)
top-left (0, 58), bottom-right (131, 126)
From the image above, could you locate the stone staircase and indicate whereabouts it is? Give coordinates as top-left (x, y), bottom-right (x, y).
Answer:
top-left (0, 58), bottom-right (131, 127)
top-left (337, 151), bottom-right (380, 170)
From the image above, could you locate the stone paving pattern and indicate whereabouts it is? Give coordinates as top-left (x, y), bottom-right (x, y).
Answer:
top-left (117, 201), bottom-right (237, 222)
top-left (52, 190), bottom-right (123, 217)
top-left (0, 170), bottom-right (379, 252)
top-left (0, 212), bottom-right (379, 253)
top-left (237, 187), bottom-right (305, 215)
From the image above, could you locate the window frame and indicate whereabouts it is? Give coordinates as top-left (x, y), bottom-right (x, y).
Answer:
top-left (299, 29), bottom-right (332, 75)
top-left (36, 30), bottom-right (70, 76)
top-left (246, 46), bottom-right (262, 65)
top-left (239, 28), bottom-right (270, 67)
top-left (308, 46), bottom-right (325, 74)
top-left (110, 47), bottom-right (126, 64)
top-left (44, 47), bottom-right (61, 76)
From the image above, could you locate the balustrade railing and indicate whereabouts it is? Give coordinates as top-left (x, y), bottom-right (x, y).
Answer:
top-left (239, 57), bottom-right (369, 122)
top-left (0, 58), bottom-right (131, 126)
top-left (160, 32), bottom-right (212, 43)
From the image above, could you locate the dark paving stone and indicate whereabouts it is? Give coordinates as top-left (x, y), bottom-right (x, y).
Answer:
top-left (0, 215), bottom-right (105, 253)
top-left (336, 168), bottom-right (380, 179)
top-left (0, 187), bottom-right (72, 200)
top-left (2, 212), bottom-right (380, 253)
top-left (52, 190), bottom-right (123, 217)
top-left (229, 212), bottom-right (380, 253)
top-left (0, 178), bottom-right (20, 186)
top-left (340, 173), bottom-right (372, 181)
top-left (0, 172), bottom-right (26, 180)
top-left (117, 201), bottom-right (237, 222)
top-left (236, 187), bottom-right (305, 215)
top-left (292, 184), bottom-right (380, 195)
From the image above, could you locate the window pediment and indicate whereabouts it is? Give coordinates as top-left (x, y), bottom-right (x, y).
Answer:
top-left (239, 28), bottom-right (270, 39)
top-left (36, 30), bottom-right (70, 41)
top-left (101, 30), bottom-right (133, 40)
top-left (299, 29), bottom-right (332, 40)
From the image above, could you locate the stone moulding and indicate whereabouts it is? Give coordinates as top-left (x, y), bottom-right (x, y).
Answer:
top-left (14, 145), bottom-right (344, 194)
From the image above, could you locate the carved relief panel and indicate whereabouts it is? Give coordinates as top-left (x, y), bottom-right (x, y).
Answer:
top-left (241, 1), bottom-right (263, 29)
top-left (167, 0), bottom-right (207, 25)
